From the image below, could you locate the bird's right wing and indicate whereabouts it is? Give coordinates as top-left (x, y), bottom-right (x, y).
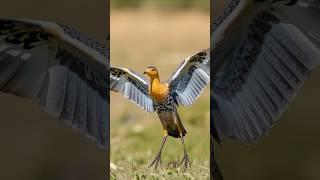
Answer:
top-left (212, 0), bottom-right (320, 142)
top-left (110, 67), bottom-right (154, 112)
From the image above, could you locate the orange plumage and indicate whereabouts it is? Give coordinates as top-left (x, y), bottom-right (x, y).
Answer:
top-left (144, 67), bottom-right (169, 102)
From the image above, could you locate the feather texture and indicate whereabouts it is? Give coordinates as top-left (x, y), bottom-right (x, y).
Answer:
top-left (0, 18), bottom-right (108, 148)
top-left (110, 67), bottom-right (154, 112)
top-left (212, 0), bottom-right (320, 142)
top-left (169, 49), bottom-right (210, 106)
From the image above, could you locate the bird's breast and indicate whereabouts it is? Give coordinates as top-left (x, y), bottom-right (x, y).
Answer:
top-left (150, 82), bottom-right (169, 102)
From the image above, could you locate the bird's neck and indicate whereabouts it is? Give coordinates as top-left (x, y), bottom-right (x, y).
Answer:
top-left (150, 75), bottom-right (161, 93)
top-left (149, 75), bottom-right (168, 102)
top-left (150, 75), bottom-right (161, 86)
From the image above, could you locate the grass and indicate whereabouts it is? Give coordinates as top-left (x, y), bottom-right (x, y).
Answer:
top-left (110, 103), bottom-right (210, 179)
top-left (110, 7), bottom-right (210, 179)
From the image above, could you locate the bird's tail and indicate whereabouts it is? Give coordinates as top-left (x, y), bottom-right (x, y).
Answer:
top-left (157, 111), bottom-right (187, 138)
top-left (175, 111), bottom-right (187, 136)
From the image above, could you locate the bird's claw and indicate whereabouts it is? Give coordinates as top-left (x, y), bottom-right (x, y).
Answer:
top-left (178, 151), bottom-right (191, 170)
top-left (148, 153), bottom-right (162, 170)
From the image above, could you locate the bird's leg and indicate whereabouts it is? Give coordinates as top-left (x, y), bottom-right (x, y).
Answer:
top-left (178, 135), bottom-right (191, 169)
top-left (174, 118), bottom-right (191, 169)
top-left (148, 129), bottom-right (168, 170)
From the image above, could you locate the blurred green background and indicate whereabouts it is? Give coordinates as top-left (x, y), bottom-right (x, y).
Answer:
top-left (0, 0), bottom-right (108, 180)
top-left (214, 1), bottom-right (320, 180)
top-left (111, 0), bottom-right (209, 12)
top-left (110, 0), bottom-right (210, 179)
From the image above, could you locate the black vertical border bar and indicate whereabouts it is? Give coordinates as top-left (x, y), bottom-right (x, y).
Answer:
top-left (106, 0), bottom-right (110, 178)
top-left (210, 0), bottom-right (223, 180)
top-left (210, 1), bottom-right (223, 179)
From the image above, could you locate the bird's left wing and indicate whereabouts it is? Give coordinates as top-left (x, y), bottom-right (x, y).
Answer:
top-left (212, 0), bottom-right (320, 142)
top-left (0, 18), bottom-right (108, 148)
top-left (168, 49), bottom-right (210, 106)
top-left (110, 67), bottom-right (154, 112)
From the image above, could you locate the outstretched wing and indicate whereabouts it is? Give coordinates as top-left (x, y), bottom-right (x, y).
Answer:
top-left (168, 49), bottom-right (210, 106)
top-left (212, 0), bottom-right (320, 142)
top-left (110, 67), bottom-right (154, 112)
top-left (0, 18), bottom-right (108, 148)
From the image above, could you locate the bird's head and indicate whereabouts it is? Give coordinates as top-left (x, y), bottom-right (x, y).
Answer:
top-left (143, 66), bottom-right (159, 78)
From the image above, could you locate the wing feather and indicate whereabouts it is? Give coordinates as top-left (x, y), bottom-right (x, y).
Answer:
top-left (0, 18), bottom-right (109, 148)
top-left (110, 67), bottom-right (154, 112)
top-left (168, 49), bottom-right (210, 106)
top-left (212, 0), bottom-right (320, 142)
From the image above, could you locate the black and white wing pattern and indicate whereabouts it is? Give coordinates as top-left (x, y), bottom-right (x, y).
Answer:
top-left (0, 18), bottom-right (108, 148)
top-left (212, 0), bottom-right (320, 142)
top-left (168, 49), bottom-right (210, 106)
top-left (110, 67), bottom-right (154, 112)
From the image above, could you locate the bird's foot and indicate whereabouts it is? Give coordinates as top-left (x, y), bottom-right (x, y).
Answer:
top-left (178, 151), bottom-right (191, 170)
top-left (148, 153), bottom-right (162, 170)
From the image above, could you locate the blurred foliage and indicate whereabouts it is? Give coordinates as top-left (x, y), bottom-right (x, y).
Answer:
top-left (111, 0), bottom-right (210, 13)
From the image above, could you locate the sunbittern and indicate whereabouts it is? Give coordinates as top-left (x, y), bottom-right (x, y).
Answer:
top-left (212, 0), bottom-right (320, 179)
top-left (110, 49), bottom-right (210, 169)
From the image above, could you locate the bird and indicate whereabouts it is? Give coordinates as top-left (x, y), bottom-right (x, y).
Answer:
top-left (212, 0), bottom-right (320, 179)
top-left (0, 18), bottom-right (109, 149)
top-left (110, 48), bottom-right (210, 169)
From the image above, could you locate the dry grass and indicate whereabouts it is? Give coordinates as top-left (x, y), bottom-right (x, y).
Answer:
top-left (110, 8), bottom-right (210, 179)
